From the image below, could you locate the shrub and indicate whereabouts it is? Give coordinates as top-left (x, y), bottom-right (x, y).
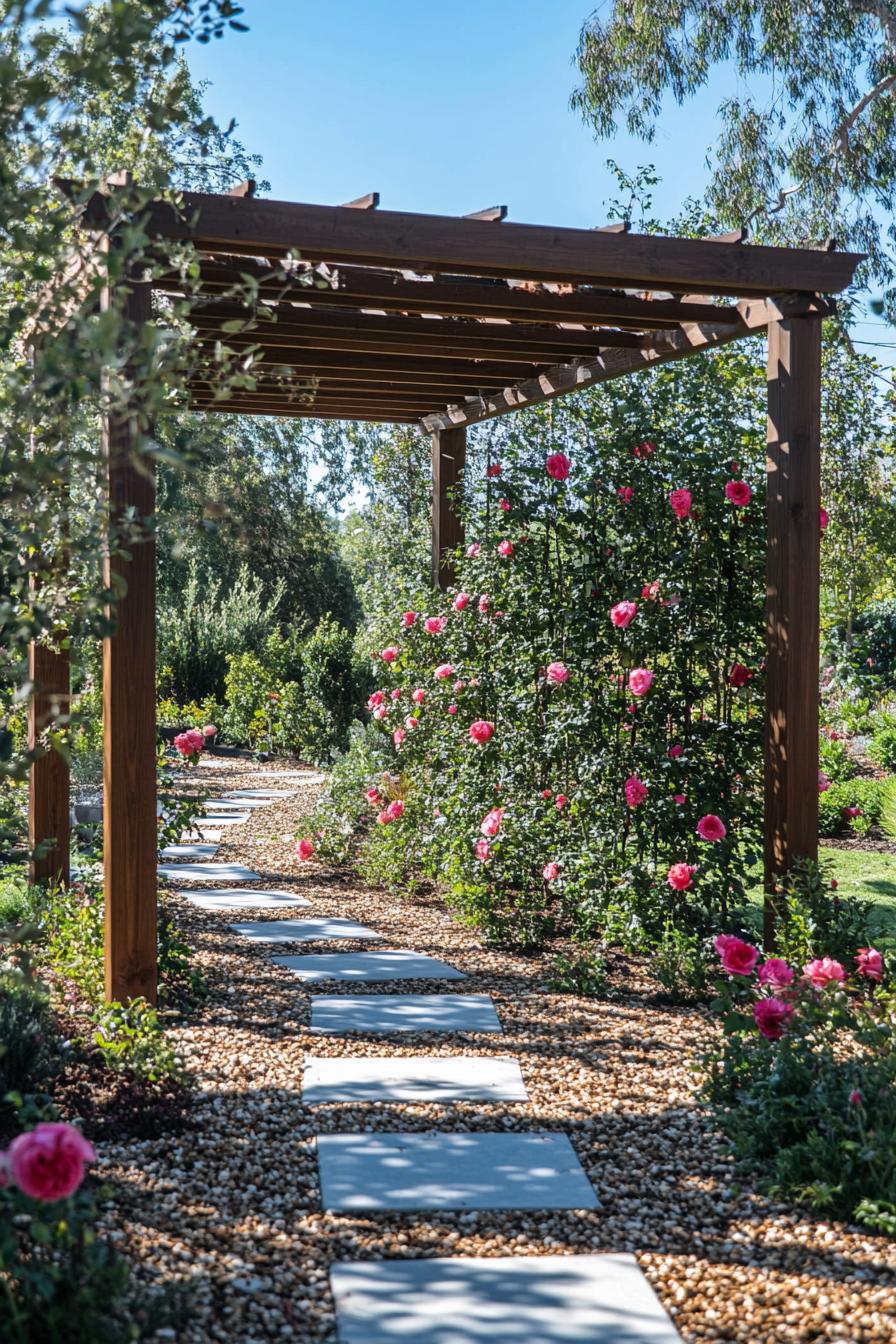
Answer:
top-left (547, 948), bottom-right (609, 996)
top-left (302, 722), bottom-right (393, 865)
top-left (701, 936), bottom-right (895, 1232)
top-left (772, 857), bottom-right (880, 966)
top-left (818, 777), bottom-right (885, 837)
top-left (92, 999), bottom-right (181, 1084)
top-left (817, 733), bottom-right (855, 783)
top-left (869, 712), bottom-right (896, 771)
top-left (852, 599), bottom-right (896, 688)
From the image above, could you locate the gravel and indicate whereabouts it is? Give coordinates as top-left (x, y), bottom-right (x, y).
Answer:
top-left (90, 757), bottom-right (896, 1343)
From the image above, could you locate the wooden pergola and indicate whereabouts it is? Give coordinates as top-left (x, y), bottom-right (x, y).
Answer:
top-left (29, 184), bottom-right (863, 1002)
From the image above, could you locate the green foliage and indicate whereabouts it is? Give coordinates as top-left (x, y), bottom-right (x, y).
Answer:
top-left (817, 733), bottom-right (855, 784)
top-left (701, 960), bottom-right (896, 1231)
top-left (818, 777), bottom-right (885, 837)
top-left (304, 722), bottom-right (393, 865)
top-left (547, 948), bottom-right (609, 997)
top-left (0, 929), bottom-right (66, 1105)
top-left (772, 858), bottom-right (879, 966)
top-left (651, 923), bottom-right (712, 1000)
top-left (870, 711), bottom-right (896, 771)
top-left (848, 601), bottom-right (896, 689)
top-left (92, 999), bottom-right (181, 1085)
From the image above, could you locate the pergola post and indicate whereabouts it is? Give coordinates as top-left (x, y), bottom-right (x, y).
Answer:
top-left (764, 312), bottom-right (823, 948)
top-left (102, 277), bottom-right (157, 1005)
top-left (28, 638), bottom-right (70, 886)
top-left (431, 425), bottom-right (466, 589)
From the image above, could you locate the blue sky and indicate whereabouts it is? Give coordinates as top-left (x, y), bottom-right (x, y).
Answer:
top-left (185, 0), bottom-right (893, 356)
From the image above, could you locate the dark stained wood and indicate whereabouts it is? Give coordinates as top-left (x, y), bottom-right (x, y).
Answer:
top-left (191, 399), bottom-right (416, 422)
top-left (28, 639), bottom-right (70, 886)
top-left (431, 427), bottom-right (466, 587)
top-left (764, 315), bottom-right (822, 947)
top-left (191, 343), bottom-right (544, 383)
top-left (161, 258), bottom-right (743, 328)
top-left (143, 193), bottom-right (864, 295)
top-left (102, 276), bottom-right (157, 1005)
top-left (226, 179), bottom-right (257, 198)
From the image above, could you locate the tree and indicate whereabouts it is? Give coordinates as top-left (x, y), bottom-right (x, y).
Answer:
top-left (572, 1), bottom-right (896, 306)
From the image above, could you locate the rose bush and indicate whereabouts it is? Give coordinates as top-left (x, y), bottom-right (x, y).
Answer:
top-left (316, 413), bottom-right (766, 951)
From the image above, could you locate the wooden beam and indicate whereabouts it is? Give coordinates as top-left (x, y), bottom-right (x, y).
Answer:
top-left (190, 400), bottom-right (415, 423)
top-left (594, 221), bottom-right (630, 234)
top-left (28, 639), bottom-right (70, 886)
top-left (226, 179), bottom-right (257, 198)
top-left (465, 205), bottom-right (507, 222)
top-left (102, 277), bottom-right (157, 1006)
top-left (190, 343), bottom-right (544, 384)
top-left (764, 314), bottom-right (822, 948)
top-left (432, 427), bottom-right (466, 588)
top-left (342, 192), bottom-right (379, 209)
top-left (142, 193), bottom-right (865, 295)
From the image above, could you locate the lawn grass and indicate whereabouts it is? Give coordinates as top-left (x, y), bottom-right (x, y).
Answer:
top-left (746, 844), bottom-right (896, 947)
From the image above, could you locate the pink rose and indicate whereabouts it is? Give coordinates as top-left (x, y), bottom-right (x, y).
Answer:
top-left (498, 497), bottom-right (510, 512)
top-left (454, 592), bottom-right (470, 611)
top-left (475, 838), bottom-right (491, 862)
top-left (453, 680), bottom-right (465, 693)
top-left (365, 787), bottom-right (380, 805)
top-left (173, 729), bottom-right (204, 757)
top-left (641, 580), bottom-right (662, 601)
top-left (368, 690), bottom-right (385, 709)
top-left (820, 507), bottom-right (829, 531)
top-left (803, 956), bottom-right (846, 989)
top-left (624, 774), bottom-right (648, 808)
top-left (480, 807), bottom-right (504, 838)
top-left (555, 794), bottom-right (568, 810)
top-left (447, 704), bottom-right (458, 715)
top-left (486, 462), bottom-right (502, 478)
top-left (424, 616), bottom-right (446, 634)
top-left (545, 452), bottom-right (571, 481)
top-left (843, 805), bottom-right (862, 819)
top-left (610, 601), bottom-right (637, 629)
top-left (405, 716), bottom-right (419, 729)
top-left (373, 706), bottom-right (388, 721)
top-left (714, 933), bottom-right (760, 976)
top-left (753, 997), bottom-right (794, 1041)
top-left (497, 539), bottom-right (514, 558)
top-left (728, 663), bottom-right (753, 688)
top-left (757, 957), bottom-right (794, 990)
top-left (381, 645), bottom-right (399, 663)
top-left (546, 662), bottom-right (569, 684)
top-left (7, 1123), bottom-right (96, 1202)
top-left (667, 862), bottom-right (696, 891)
top-left (541, 789), bottom-right (552, 800)
top-left (434, 663), bottom-right (455, 680)
top-left (411, 688), bottom-right (425, 705)
top-left (478, 595), bottom-right (490, 614)
top-left (670, 488), bottom-right (692, 520)
top-left (393, 728), bottom-right (405, 746)
top-left (617, 485), bottom-right (633, 503)
top-left (725, 479), bottom-right (753, 507)
top-left (818, 771), bottom-right (832, 793)
top-left (697, 814), bottom-right (727, 842)
top-left (296, 838), bottom-right (314, 860)
top-left (469, 720), bottom-right (495, 745)
top-left (856, 947), bottom-right (883, 982)
top-left (466, 543), bottom-right (481, 557)
top-left (390, 689), bottom-right (401, 701)
top-left (849, 1088), bottom-right (862, 1105)
top-left (632, 439), bottom-right (656, 458)
top-left (668, 744), bottom-right (683, 759)
top-left (202, 723), bottom-right (217, 737)
top-left (401, 611), bottom-right (417, 628)
top-left (673, 793), bottom-right (686, 805)
top-left (386, 799), bottom-right (404, 821)
top-left (542, 862), bottom-right (560, 882)
top-left (628, 667), bottom-right (654, 696)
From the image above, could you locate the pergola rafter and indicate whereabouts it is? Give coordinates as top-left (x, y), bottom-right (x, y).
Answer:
top-left (27, 185), bottom-right (864, 1002)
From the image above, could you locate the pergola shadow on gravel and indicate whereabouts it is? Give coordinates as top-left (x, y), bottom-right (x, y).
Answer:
top-left (27, 180), bottom-right (863, 1003)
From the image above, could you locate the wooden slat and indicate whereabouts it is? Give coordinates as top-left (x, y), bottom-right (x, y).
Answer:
top-left (432, 427), bottom-right (466, 587)
top-left (159, 257), bottom-right (742, 327)
top-left (28, 639), bottom-right (70, 886)
top-left (464, 205), bottom-right (507, 222)
top-left (190, 399), bottom-right (415, 422)
top-left (141, 193), bottom-right (864, 295)
top-left (226, 179), bottom-right (257, 198)
top-left (594, 221), bottom-right (630, 234)
top-left (189, 342), bottom-right (542, 382)
top-left (342, 192), bottom-right (379, 209)
top-left (764, 314), bottom-right (822, 947)
top-left (102, 277), bottom-right (157, 1006)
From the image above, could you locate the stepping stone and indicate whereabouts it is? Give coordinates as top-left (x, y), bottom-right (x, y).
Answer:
top-left (159, 862), bottom-right (262, 882)
top-left (223, 788), bottom-right (295, 800)
top-left (190, 829), bottom-right (223, 842)
top-left (329, 1253), bottom-right (681, 1343)
top-left (274, 950), bottom-right (465, 983)
top-left (303, 1056), bottom-right (527, 1105)
top-left (160, 843), bottom-right (219, 859)
top-left (181, 888), bottom-right (312, 911)
top-left (196, 813), bottom-right (250, 826)
top-left (316, 1131), bottom-right (598, 1211)
top-left (230, 917), bottom-right (381, 943)
top-left (310, 994), bottom-right (501, 1035)
top-left (203, 799), bottom-right (269, 811)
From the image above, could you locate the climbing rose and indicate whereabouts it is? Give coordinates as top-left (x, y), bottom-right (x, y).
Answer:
top-left (405, 716), bottom-right (418, 729)
top-left (818, 771), bottom-right (832, 793)
top-left (697, 814), bottom-right (727, 842)
top-left (820, 506), bottom-right (829, 531)
top-left (393, 728), bottom-right (405, 746)
top-left (758, 958), bottom-right (794, 990)
top-left (856, 947), bottom-right (884, 981)
top-left (849, 1088), bottom-right (862, 1105)
top-left (475, 838), bottom-right (491, 862)
top-left (173, 729), bottom-right (204, 757)
top-left (610, 600), bottom-right (637, 629)
top-left (669, 488), bottom-right (692, 519)
top-left (381, 646), bottom-right (399, 662)
top-left (542, 862), bottom-right (560, 882)
top-left (412, 688), bottom-right (426, 705)
top-left (202, 723), bottom-right (217, 737)
top-left (673, 793), bottom-right (686, 805)
top-left (466, 543), bottom-right (481, 557)
top-left (667, 863), bottom-right (696, 891)
top-left (296, 838), bottom-right (314, 860)
top-left (486, 462), bottom-right (502, 478)
top-left (545, 452), bottom-right (571, 480)
top-left (725, 480), bottom-right (753, 506)
top-left (545, 662), bottom-right (569, 684)
top-left (454, 592), bottom-right (470, 611)
top-left (624, 775), bottom-right (648, 808)
top-left (843, 805), bottom-right (862, 819)
top-left (753, 998), bottom-right (794, 1041)
top-left (628, 668), bottom-right (654, 696)
top-left (454, 680), bottom-right (465, 693)
top-left (469, 720), bottom-right (495, 745)
top-left (376, 809), bottom-right (391, 825)
top-left (480, 807), bottom-right (503, 837)
top-left (541, 789), bottom-right (552, 800)
top-left (803, 956), bottom-right (846, 989)
top-left (434, 663), bottom-right (455, 680)
top-left (368, 690), bottom-right (385, 709)
top-left (497, 539), bottom-right (514, 558)
top-left (499, 497), bottom-right (510, 512)
top-left (372, 706), bottom-right (388, 721)
top-left (7, 1123), bottom-right (96, 1202)
top-left (728, 663), bottom-right (753, 688)
top-left (390, 689), bottom-right (401, 701)
top-left (424, 616), bottom-right (446, 634)
top-left (617, 485), bottom-right (633, 503)
top-left (365, 787), bottom-right (380, 805)
top-left (668, 744), bottom-right (683, 759)
top-left (478, 595), bottom-right (490, 614)
top-left (714, 934), bottom-right (759, 976)
top-left (632, 439), bottom-right (656, 458)
top-left (401, 611), bottom-right (417, 628)
top-left (447, 705), bottom-right (458, 715)
top-left (555, 794), bottom-right (568, 810)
